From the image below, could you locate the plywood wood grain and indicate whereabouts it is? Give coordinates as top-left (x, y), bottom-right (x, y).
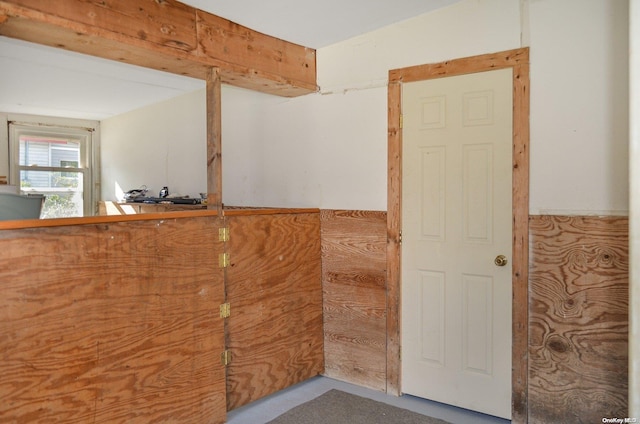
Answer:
top-left (529, 215), bottom-right (628, 423)
top-left (225, 212), bottom-right (323, 410)
top-left (0, 216), bottom-right (226, 423)
top-left (321, 210), bottom-right (387, 391)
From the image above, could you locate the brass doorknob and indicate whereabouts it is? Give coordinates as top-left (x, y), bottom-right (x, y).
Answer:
top-left (494, 255), bottom-right (508, 267)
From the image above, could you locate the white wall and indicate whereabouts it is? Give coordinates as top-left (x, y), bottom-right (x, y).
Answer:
top-left (223, 0), bottom-right (629, 213)
top-left (529, 0), bottom-right (629, 215)
top-left (316, 0), bottom-right (521, 94)
top-left (101, 0), bottom-right (630, 215)
top-left (223, 0), bottom-right (522, 210)
top-left (100, 89), bottom-right (206, 201)
top-left (629, 0), bottom-right (639, 417)
top-left (221, 85), bottom-right (387, 209)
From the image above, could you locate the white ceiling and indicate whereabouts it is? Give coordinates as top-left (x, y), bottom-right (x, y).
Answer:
top-left (0, 0), bottom-right (460, 120)
top-left (182, 0), bottom-right (460, 49)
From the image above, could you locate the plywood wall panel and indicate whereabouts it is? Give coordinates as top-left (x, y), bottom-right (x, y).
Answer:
top-left (225, 212), bottom-right (323, 410)
top-left (529, 215), bottom-right (628, 423)
top-left (0, 216), bottom-right (226, 423)
top-left (321, 210), bottom-right (387, 391)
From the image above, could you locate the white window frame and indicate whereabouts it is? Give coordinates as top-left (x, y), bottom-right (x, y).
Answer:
top-left (3, 114), bottom-right (100, 217)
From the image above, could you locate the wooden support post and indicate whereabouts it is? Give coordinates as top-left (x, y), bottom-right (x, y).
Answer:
top-left (207, 67), bottom-right (222, 210)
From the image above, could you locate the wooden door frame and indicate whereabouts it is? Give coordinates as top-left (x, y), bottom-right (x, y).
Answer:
top-left (386, 48), bottom-right (530, 423)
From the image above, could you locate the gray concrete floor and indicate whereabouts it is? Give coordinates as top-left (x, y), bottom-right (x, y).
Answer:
top-left (226, 376), bottom-right (512, 424)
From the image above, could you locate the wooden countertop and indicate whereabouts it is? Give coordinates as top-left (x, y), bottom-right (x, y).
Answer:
top-left (0, 206), bottom-right (320, 230)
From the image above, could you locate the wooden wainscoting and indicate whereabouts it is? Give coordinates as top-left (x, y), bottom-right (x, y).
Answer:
top-left (319, 211), bottom-right (628, 422)
top-left (529, 215), bottom-right (629, 423)
top-left (225, 211), bottom-right (324, 410)
top-left (0, 215), bottom-right (227, 423)
top-left (321, 210), bottom-right (388, 391)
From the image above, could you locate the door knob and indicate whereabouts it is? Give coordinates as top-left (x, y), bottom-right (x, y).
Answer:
top-left (494, 255), bottom-right (508, 267)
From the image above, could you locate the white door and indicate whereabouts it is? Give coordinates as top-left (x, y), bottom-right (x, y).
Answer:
top-left (401, 68), bottom-right (513, 419)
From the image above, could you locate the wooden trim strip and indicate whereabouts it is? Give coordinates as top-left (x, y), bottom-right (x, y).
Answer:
top-left (0, 209), bottom-right (220, 230)
top-left (386, 48), bottom-right (530, 423)
top-left (389, 48), bottom-right (529, 83)
top-left (223, 207), bottom-right (320, 217)
top-left (511, 56), bottom-right (531, 424)
top-left (386, 80), bottom-right (402, 396)
top-left (0, 208), bottom-right (320, 230)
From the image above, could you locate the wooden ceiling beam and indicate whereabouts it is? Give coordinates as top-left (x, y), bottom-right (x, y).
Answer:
top-left (0, 0), bottom-right (318, 97)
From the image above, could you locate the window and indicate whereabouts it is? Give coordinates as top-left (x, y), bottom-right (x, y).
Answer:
top-left (9, 121), bottom-right (97, 218)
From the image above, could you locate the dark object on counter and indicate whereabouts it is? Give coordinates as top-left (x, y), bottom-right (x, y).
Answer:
top-left (128, 196), bottom-right (201, 205)
top-left (159, 186), bottom-right (169, 198)
top-left (124, 185), bottom-right (148, 200)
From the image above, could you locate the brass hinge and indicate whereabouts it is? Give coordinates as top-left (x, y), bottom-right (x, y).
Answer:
top-left (399, 114), bottom-right (403, 129)
top-left (399, 231), bottom-right (402, 245)
top-left (221, 350), bottom-right (232, 366)
top-left (219, 302), bottom-right (231, 318)
top-left (219, 252), bottom-right (230, 268)
top-left (219, 227), bottom-right (229, 242)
